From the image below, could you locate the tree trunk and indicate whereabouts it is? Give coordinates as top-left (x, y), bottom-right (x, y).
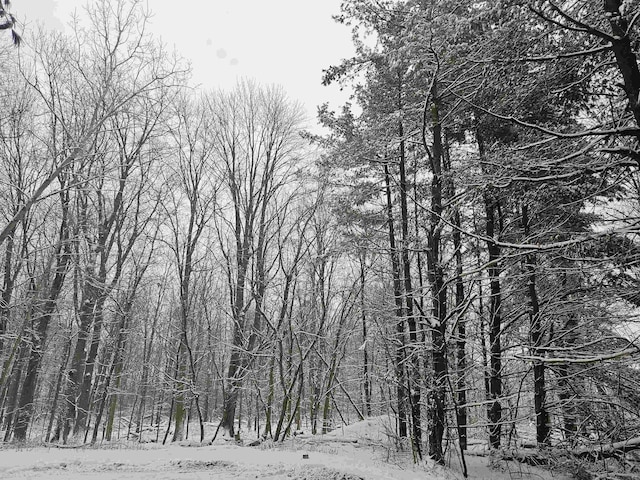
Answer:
top-left (383, 163), bottom-right (407, 439)
top-left (265, 357), bottom-right (275, 437)
top-left (13, 189), bottom-right (71, 442)
top-left (444, 129), bottom-right (468, 452)
top-left (221, 240), bottom-right (250, 438)
top-left (359, 253), bottom-right (372, 417)
top-left (397, 76), bottom-right (421, 458)
top-left (424, 81), bottom-right (447, 463)
top-left (0, 229), bottom-right (16, 356)
top-left (171, 341), bottom-right (188, 442)
top-left (74, 292), bottom-right (107, 436)
top-left (556, 272), bottom-right (581, 443)
top-left (221, 347), bottom-right (243, 437)
top-left (0, 331), bottom-right (23, 418)
top-left (485, 193), bottom-right (503, 450)
top-left (14, 304), bottom-right (64, 441)
top-left (45, 336), bottom-right (72, 443)
top-left (2, 342), bottom-right (26, 441)
top-left (522, 204), bottom-right (550, 446)
top-left (475, 126), bottom-right (503, 450)
top-left (61, 261), bottom-right (99, 443)
top-left (105, 358), bottom-right (124, 442)
top-left (136, 284), bottom-right (162, 438)
top-left (603, 0), bottom-right (640, 132)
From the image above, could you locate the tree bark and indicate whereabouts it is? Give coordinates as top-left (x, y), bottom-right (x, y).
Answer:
top-left (0, 228), bottom-right (16, 356)
top-left (2, 342), bottom-right (26, 441)
top-left (522, 204), bottom-right (550, 446)
top-left (443, 129), bottom-right (468, 451)
top-left (484, 193), bottom-right (503, 450)
top-left (359, 253), bottom-right (372, 417)
top-left (424, 81), bottom-right (447, 464)
top-left (61, 275), bottom-right (98, 443)
top-left (13, 186), bottom-right (72, 442)
top-left (603, 1), bottom-right (640, 132)
top-left (383, 163), bottom-right (407, 439)
top-left (397, 75), bottom-right (421, 458)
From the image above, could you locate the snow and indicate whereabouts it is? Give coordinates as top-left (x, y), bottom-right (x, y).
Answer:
top-left (0, 443), bottom-right (426, 480)
top-left (0, 443), bottom-right (427, 480)
top-left (0, 417), bottom-right (569, 480)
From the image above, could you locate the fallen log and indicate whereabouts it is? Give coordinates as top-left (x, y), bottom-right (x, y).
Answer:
top-left (466, 447), bottom-right (549, 466)
top-left (467, 437), bottom-right (640, 466)
top-left (574, 436), bottom-right (640, 460)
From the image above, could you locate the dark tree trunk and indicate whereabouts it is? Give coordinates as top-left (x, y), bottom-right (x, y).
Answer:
top-left (2, 342), bottom-right (26, 441)
top-left (0, 229), bottom-right (16, 355)
top-left (556, 272), bottom-right (581, 443)
top-left (359, 253), bottom-right (372, 417)
top-left (424, 81), bottom-right (447, 464)
top-left (45, 336), bottom-right (72, 443)
top-left (75, 292), bottom-right (107, 436)
top-left (221, 347), bottom-right (243, 437)
top-left (397, 76), bottom-right (421, 458)
top-left (105, 357), bottom-right (124, 442)
top-left (13, 188), bottom-right (71, 442)
top-left (91, 333), bottom-right (120, 444)
top-left (61, 285), bottom-right (97, 443)
top-left (383, 163), bottom-right (407, 439)
top-left (172, 340), bottom-right (188, 442)
top-left (603, 1), bottom-right (640, 132)
top-left (485, 193), bottom-right (503, 450)
top-left (475, 126), bottom-right (503, 450)
top-left (522, 204), bottom-right (550, 446)
top-left (221, 232), bottom-right (251, 438)
top-left (443, 130), bottom-right (468, 451)
top-left (265, 357), bottom-right (275, 437)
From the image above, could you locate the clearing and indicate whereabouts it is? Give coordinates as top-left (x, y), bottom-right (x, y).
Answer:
top-left (0, 417), bottom-right (568, 480)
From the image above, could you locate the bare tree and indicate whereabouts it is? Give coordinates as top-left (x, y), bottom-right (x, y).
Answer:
top-left (209, 80), bottom-right (305, 438)
top-left (5, 0), bottom-right (185, 443)
top-left (162, 93), bottom-right (217, 443)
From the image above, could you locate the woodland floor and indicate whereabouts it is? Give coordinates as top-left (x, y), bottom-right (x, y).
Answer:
top-left (0, 417), bottom-right (570, 480)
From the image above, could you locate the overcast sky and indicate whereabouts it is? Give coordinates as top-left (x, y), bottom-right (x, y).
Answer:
top-left (15, 0), bottom-right (355, 126)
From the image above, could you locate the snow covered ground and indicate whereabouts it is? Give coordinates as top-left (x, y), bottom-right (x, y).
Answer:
top-left (0, 417), bottom-right (568, 479)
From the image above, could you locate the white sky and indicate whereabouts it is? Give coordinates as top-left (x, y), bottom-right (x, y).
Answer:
top-left (14, 0), bottom-right (355, 128)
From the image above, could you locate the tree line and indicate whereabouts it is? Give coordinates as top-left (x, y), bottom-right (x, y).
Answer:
top-left (316, 0), bottom-right (640, 469)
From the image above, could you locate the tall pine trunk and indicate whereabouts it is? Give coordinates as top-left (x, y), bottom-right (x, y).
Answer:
top-left (476, 126), bottom-right (503, 450)
top-left (424, 81), bottom-right (447, 463)
top-left (383, 163), bottom-right (407, 439)
top-left (484, 193), bottom-right (502, 449)
top-left (397, 76), bottom-right (421, 458)
top-left (522, 204), bottom-right (550, 446)
top-left (443, 130), bottom-right (468, 451)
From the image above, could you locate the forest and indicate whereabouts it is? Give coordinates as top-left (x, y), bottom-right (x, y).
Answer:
top-left (0, 1), bottom-right (639, 479)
